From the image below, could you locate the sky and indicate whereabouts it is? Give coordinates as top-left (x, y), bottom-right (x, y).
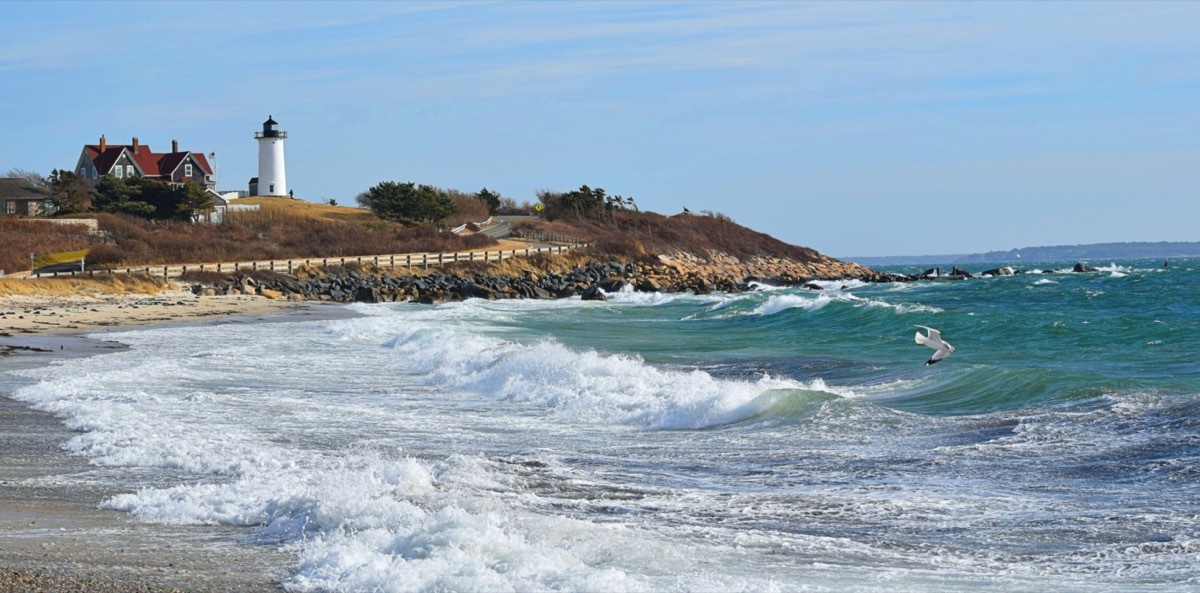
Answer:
top-left (1, 1), bottom-right (1197, 257)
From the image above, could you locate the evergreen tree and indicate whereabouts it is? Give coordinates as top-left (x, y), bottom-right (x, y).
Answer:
top-left (48, 169), bottom-right (90, 214)
top-left (356, 181), bottom-right (458, 226)
top-left (91, 175), bottom-right (155, 217)
top-left (475, 187), bottom-right (501, 215)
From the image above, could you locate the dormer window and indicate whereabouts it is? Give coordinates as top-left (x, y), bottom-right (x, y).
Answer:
top-left (185, 164), bottom-right (193, 177)
top-left (114, 167), bottom-right (123, 179)
top-left (126, 165), bottom-right (134, 177)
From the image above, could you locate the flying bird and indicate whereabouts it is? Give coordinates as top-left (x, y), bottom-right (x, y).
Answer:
top-left (914, 325), bottom-right (955, 366)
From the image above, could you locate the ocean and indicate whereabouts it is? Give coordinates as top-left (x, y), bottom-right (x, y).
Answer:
top-left (6, 258), bottom-right (1199, 592)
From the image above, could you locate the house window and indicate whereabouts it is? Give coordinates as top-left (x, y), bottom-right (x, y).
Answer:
top-left (126, 165), bottom-right (134, 177)
top-left (114, 167), bottom-right (123, 179)
top-left (185, 164), bottom-right (193, 177)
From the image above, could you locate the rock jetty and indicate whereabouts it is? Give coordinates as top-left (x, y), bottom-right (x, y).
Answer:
top-left (183, 252), bottom-right (1113, 304)
top-left (186, 250), bottom-right (878, 304)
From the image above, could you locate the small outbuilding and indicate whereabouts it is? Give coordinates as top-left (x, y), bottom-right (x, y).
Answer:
top-left (0, 177), bottom-right (54, 216)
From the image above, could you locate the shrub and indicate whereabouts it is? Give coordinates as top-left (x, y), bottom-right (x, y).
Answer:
top-left (445, 191), bottom-right (491, 227)
top-left (356, 181), bottom-right (457, 226)
top-left (517, 210), bottom-right (822, 263)
top-left (83, 211), bottom-right (497, 268)
top-left (0, 218), bottom-right (97, 273)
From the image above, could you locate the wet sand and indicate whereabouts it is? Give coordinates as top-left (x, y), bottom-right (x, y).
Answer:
top-left (0, 294), bottom-right (359, 592)
top-left (0, 291), bottom-right (305, 338)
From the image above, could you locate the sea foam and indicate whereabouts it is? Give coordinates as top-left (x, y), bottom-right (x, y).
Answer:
top-left (333, 312), bottom-right (844, 429)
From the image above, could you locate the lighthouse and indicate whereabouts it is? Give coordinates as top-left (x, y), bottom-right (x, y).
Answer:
top-left (254, 115), bottom-right (287, 197)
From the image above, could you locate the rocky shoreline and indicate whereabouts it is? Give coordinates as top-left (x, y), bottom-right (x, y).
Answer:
top-left (182, 251), bottom-right (1113, 305)
top-left (187, 251), bottom-right (880, 304)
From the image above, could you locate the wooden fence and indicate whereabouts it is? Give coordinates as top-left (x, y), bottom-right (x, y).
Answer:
top-left (30, 243), bottom-right (587, 280)
top-left (512, 229), bottom-right (581, 244)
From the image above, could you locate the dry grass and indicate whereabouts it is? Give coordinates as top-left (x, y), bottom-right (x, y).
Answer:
top-left (237, 197), bottom-right (377, 222)
top-left (83, 211), bottom-right (497, 268)
top-left (529, 211), bottom-right (824, 263)
top-left (0, 218), bottom-right (97, 275)
top-left (0, 274), bottom-right (172, 297)
top-left (445, 194), bottom-right (492, 227)
top-left (440, 251), bottom-right (602, 278)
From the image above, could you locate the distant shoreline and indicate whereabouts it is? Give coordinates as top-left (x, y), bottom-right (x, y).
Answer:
top-left (845, 242), bottom-right (1200, 267)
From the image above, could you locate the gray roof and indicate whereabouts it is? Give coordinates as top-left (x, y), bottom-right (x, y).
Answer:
top-left (0, 177), bottom-right (52, 199)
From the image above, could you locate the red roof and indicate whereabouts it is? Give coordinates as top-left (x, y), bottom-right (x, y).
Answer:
top-left (83, 142), bottom-right (213, 178)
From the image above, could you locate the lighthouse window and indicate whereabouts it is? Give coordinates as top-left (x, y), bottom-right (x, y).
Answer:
top-left (185, 164), bottom-right (193, 177)
top-left (269, 184), bottom-right (275, 193)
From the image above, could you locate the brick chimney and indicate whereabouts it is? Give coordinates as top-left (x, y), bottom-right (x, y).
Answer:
top-left (132, 136), bottom-right (139, 154)
top-left (99, 134), bottom-right (107, 153)
top-left (172, 139), bottom-right (179, 153)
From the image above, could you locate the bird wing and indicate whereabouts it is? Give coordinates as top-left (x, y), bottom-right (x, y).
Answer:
top-left (929, 347), bottom-right (951, 362)
top-left (914, 325), bottom-right (942, 342)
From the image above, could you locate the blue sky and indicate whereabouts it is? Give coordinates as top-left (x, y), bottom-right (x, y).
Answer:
top-left (1, 1), bottom-right (1197, 257)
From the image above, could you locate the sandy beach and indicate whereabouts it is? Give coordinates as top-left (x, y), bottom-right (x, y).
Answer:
top-left (0, 290), bottom-right (307, 338)
top-left (0, 290), bottom-right (353, 592)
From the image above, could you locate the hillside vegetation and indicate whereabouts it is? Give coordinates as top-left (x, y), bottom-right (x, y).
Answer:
top-left (237, 197), bottom-right (378, 222)
top-left (4, 208), bottom-right (496, 273)
top-left (523, 210), bottom-right (823, 264)
top-left (5, 189), bottom-right (852, 276)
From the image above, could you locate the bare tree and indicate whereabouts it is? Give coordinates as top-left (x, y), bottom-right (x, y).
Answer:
top-left (4, 167), bottom-right (49, 187)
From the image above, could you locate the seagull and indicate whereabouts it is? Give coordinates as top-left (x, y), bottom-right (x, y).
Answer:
top-left (914, 325), bottom-right (955, 366)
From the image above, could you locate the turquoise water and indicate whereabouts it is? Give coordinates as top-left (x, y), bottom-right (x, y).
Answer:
top-left (8, 257), bottom-right (1199, 592)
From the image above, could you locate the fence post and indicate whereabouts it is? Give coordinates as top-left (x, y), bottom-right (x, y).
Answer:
top-left (423, 254), bottom-right (428, 269)
top-left (438, 253), bottom-right (443, 266)
top-left (390, 255), bottom-right (394, 268)
top-left (288, 260), bottom-right (293, 274)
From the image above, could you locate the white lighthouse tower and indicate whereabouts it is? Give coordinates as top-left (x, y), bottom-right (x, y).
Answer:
top-left (254, 115), bottom-right (287, 197)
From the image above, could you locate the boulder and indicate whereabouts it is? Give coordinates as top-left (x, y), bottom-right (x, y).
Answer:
top-left (803, 282), bottom-right (824, 291)
top-left (1073, 262), bottom-right (1099, 273)
top-left (637, 278), bottom-right (661, 293)
top-left (598, 276), bottom-right (627, 292)
top-left (259, 288), bottom-right (283, 300)
top-left (580, 286), bottom-right (607, 301)
top-left (460, 283), bottom-right (496, 300)
top-left (354, 287), bottom-right (382, 303)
